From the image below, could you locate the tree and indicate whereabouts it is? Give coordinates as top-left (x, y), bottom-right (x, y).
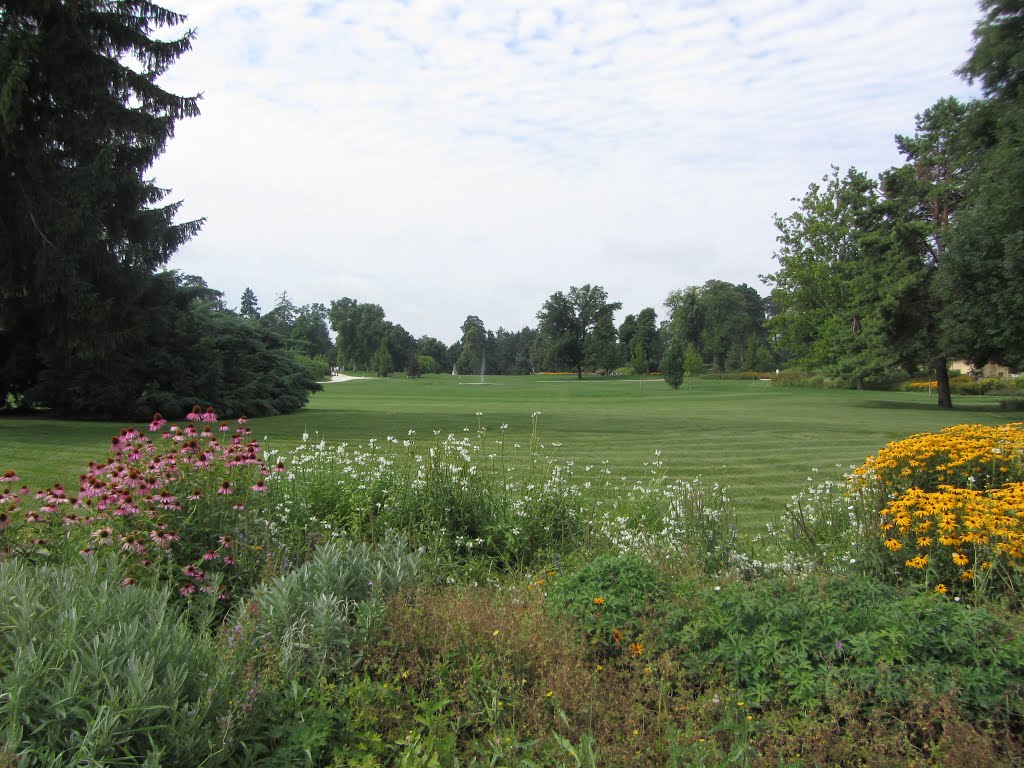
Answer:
top-left (939, 2), bottom-right (1024, 369)
top-left (261, 292), bottom-right (298, 336)
top-left (328, 298), bottom-right (387, 370)
top-left (629, 308), bottom-right (660, 374)
top-left (371, 343), bottom-right (393, 377)
top-left (536, 285), bottom-right (622, 379)
top-left (406, 355), bottom-right (423, 378)
top-left (239, 288), bottom-right (261, 320)
top-left (661, 336), bottom-right (685, 389)
top-left (873, 97), bottom-right (981, 407)
top-left (417, 336), bottom-right (451, 373)
top-left (762, 167), bottom-right (896, 389)
top-left (455, 316), bottom-right (486, 375)
top-left (684, 343), bottom-right (704, 378)
top-left (0, 1), bottom-right (203, 414)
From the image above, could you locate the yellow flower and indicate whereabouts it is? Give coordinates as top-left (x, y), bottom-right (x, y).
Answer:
top-left (593, 597), bottom-right (605, 605)
top-left (934, 583), bottom-right (948, 595)
top-left (884, 539), bottom-right (903, 552)
top-left (905, 554), bottom-right (929, 569)
top-left (629, 642), bottom-right (644, 657)
top-left (917, 536), bottom-right (932, 547)
top-left (960, 570), bottom-right (974, 581)
top-left (952, 552), bottom-right (969, 567)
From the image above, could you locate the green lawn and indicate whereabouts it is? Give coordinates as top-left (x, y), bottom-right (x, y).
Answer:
top-left (1, 375), bottom-right (1017, 526)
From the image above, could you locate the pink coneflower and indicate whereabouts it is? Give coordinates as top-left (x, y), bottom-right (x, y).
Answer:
top-left (194, 453), bottom-right (210, 468)
top-left (0, 511), bottom-right (11, 530)
top-left (24, 510), bottom-right (42, 523)
top-left (217, 481), bottom-right (233, 495)
top-left (202, 550), bottom-right (220, 561)
top-left (80, 546), bottom-right (95, 556)
top-left (179, 584), bottom-right (197, 596)
top-left (187, 405), bottom-right (202, 422)
top-left (149, 412), bottom-right (167, 431)
top-left (92, 527), bottom-right (114, 545)
top-left (222, 555), bottom-right (237, 566)
top-left (155, 490), bottom-right (178, 509)
top-left (187, 489), bottom-right (202, 501)
top-left (251, 480), bottom-right (267, 492)
top-left (61, 514), bottom-right (79, 526)
top-left (274, 461), bottom-right (285, 473)
top-left (18, 485), bottom-right (29, 496)
top-left (237, 416), bottom-right (249, 425)
top-left (52, 484), bottom-right (65, 497)
top-left (200, 425), bottom-right (213, 438)
top-left (202, 407), bottom-right (218, 423)
top-left (232, 503), bottom-right (245, 511)
top-left (182, 564), bottom-right (205, 580)
top-left (0, 470), bottom-right (19, 483)
top-left (219, 421), bottom-right (230, 432)
top-left (121, 536), bottom-right (146, 555)
top-left (217, 534), bottom-right (233, 549)
top-left (122, 577), bottom-right (137, 587)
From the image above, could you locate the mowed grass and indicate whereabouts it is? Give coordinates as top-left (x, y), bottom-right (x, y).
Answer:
top-left (1, 375), bottom-right (1018, 528)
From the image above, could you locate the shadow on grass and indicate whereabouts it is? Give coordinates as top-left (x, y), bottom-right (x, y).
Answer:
top-left (856, 399), bottom-right (1007, 414)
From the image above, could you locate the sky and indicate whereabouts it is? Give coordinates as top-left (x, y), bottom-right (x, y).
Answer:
top-left (154, 0), bottom-right (982, 344)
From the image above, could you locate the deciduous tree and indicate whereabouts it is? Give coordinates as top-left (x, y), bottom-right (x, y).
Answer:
top-left (536, 285), bottom-right (622, 379)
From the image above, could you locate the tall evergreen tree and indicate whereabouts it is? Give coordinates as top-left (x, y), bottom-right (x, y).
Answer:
top-left (0, 1), bottom-right (203, 413)
top-left (239, 287), bottom-right (261, 319)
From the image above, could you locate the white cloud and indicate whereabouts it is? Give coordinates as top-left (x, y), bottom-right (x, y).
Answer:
top-left (155, 0), bottom-right (981, 340)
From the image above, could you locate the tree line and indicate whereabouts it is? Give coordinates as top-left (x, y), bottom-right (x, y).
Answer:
top-left (233, 279), bottom-right (772, 385)
top-left (763, 0), bottom-right (1024, 408)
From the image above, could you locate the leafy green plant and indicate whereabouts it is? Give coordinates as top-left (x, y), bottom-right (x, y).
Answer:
top-left (0, 558), bottom-right (232, 766)
top-left (250, 535), bottom-right (422, 680)
top-left (659, 573), bottom-right (1024, 723)
top-left (550, 554), bottom-right (664, 658)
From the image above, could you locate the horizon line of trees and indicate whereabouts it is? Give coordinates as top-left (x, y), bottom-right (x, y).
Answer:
top-left (233, 278), bottom-right (774, 382)
top-left (4, 1), bottom-right (1021, 417)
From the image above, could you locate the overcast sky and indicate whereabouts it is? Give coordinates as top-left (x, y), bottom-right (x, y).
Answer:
top-left (154, 0), bottom-right (981, 344)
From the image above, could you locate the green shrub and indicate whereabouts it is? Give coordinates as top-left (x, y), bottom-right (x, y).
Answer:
top-left (250, 535), bottom-right (421, 680)
top-left (550, 554), bottom-right (664, 658)
top-left (658, 574), bottom-right (1024, 723)
top-left (0, 558), bottom-right (230, 765)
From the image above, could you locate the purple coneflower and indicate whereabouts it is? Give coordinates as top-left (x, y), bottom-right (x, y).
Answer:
top-left (0, 470), bottom-right (19, 483)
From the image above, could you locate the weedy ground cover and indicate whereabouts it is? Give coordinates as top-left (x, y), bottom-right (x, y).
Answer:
top-left (1, 396), bottom-right (1023, 765)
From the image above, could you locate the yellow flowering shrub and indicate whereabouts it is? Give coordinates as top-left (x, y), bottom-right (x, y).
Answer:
top-left (854, 424), bottom-right (1024, 598)
top-left (853, 423), bottom-right (1024, 493)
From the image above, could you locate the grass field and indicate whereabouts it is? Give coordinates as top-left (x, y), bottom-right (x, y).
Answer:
top-left (1, 375), bottom-right (1017, 527)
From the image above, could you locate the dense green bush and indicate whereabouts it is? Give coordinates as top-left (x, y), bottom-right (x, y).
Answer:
top-left (0, 559), bottom-right (231, 765)
top-left (550, 554), bottom-right (665, 658)
top-left (250, 536), bottom-right (422, 679)
top-left (659, 574), bottom-right (1024, 722)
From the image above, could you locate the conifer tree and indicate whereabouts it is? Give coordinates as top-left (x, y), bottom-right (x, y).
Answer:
top-left (0, 1), bottom-right (203, 412)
